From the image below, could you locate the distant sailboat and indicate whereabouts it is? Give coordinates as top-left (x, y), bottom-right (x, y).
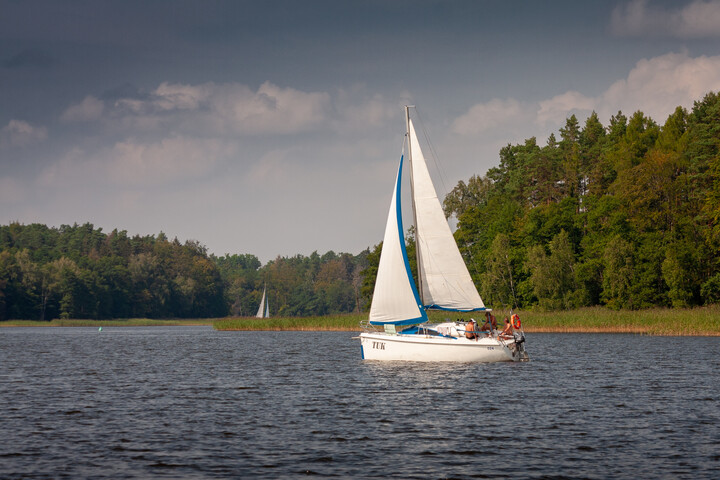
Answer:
top-left (358, 106), bottom-right (529, 362)
top-left (256, 285), bottom-right (270, 318)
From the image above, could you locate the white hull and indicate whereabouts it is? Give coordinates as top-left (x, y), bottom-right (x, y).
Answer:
top-left (359, 332), bottom-right (521, 363)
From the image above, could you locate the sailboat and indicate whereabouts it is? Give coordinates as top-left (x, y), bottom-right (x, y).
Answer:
top-left (358, 106), bottom-right (529, 362)
top-left (256, 285), bottom-right (270, 318)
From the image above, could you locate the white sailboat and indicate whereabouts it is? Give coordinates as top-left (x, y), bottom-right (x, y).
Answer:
top-left (358, 106), bottom-right (529, 362)
top-left (256, 285), bottom-right (270, 318)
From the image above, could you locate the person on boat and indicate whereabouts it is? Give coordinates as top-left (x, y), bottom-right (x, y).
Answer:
top-left (499, 317), bottom-right (514, 338)
top-left (465, 319), bottom-right (479, 340)
top-left (480, 312), bottom-right (497, 333)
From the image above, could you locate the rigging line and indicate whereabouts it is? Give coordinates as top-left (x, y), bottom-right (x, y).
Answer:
top-left (413, 108), bottom-right (451, 206)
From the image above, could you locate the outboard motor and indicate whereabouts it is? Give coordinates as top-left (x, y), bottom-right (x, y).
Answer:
top-left (513, 331), bottom-right (530, 361)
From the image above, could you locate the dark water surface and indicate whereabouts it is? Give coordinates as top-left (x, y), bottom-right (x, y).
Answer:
top-left (1, 327), bottom-right (719, 479)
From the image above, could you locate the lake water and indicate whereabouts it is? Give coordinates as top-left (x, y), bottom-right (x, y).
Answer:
top-left (1, 327), bottom-right (719, 479)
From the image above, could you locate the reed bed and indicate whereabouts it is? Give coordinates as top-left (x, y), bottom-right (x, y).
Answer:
top-left (515, 305), bottom-right (720, 336)
top-left (213, 314), bottom-right (364, 331)
top-left (4, 306), bottom-right (718, 335)
top-left (213, 305), bottom-right (720, 336)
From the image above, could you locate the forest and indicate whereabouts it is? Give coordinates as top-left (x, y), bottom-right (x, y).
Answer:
top-left (0, 223), bottom-right (369, 320)
top-left (1, 91), bottom-right (718, 320)
top-left (443, 91), bottom-right (720, 310)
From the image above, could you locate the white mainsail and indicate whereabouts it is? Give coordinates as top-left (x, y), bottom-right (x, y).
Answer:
top-left (256, 286), bottom-right (270, 318)
top-left (368, 155), bottom-right (428, 326)
top-left (407, 119), bottom-right (486, 311)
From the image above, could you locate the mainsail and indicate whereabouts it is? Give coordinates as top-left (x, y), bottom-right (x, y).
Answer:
top-left (368, 108), bottom-right (485, 326)
top-left (407, 119), bottom-right (485, 312)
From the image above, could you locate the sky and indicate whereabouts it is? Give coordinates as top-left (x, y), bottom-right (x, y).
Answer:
top-left (2, 0), bottom-right (720, 263)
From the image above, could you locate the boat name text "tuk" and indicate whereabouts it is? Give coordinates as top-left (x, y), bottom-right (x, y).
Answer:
top-left (372, 341), bottom-right (386, 350)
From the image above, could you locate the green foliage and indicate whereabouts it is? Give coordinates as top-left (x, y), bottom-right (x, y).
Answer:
top-left (0, 223), bottom-right (223, 320)
top-left (448, 91), bottom-right (720, 310)
top-left (0, 222), bottom-right (369, 320)
top-left (526, 230), bottom-right (576, 310)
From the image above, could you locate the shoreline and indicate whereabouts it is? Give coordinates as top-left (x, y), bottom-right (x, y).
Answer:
top-left (2, 324), bottom-right (718, 336)
top-left (0, 321), bottom-right (720, 337)
top-left (2, 305), bottom-right (718, 336)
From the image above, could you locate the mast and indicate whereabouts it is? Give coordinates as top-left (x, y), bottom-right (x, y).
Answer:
top-left (405, 105), bottom-right (424, 306)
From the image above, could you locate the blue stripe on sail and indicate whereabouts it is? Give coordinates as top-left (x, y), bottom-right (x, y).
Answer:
top-left (423, 304), bottom-right (488, 312)
top-left (369, 154), bottom-right (428, 327)
top-left (395, 154), bottom-right (428, 325)
top-left (370, 316), bottom-right (427, 326)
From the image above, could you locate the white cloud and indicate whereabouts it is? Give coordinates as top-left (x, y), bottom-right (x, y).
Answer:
top-left (599, 52), bottom-right (720, 121)
top-left (60, 95), bottom-right (105, 122)
top-left (0, 119), bottom-right (47, 148)
top-left (611, 0), bottom-right (720, 38)
top-left (451, 98), bottom-right (528, 135)
top-left (152, 82), bottom-right (213, 111)
top-left (224, 81), bottom-right (331, 135)
top-left (38, 136), bottom-right (236, 188)
top-left (451, 52), bottom-right (720, 150)
top-left (334, 90), bottom-right (397, 131)
top-left (537, 91), bottom-right (596, 126)
top-left (104, 136), bottom-right (233, 186)
top-left (112, 81), bottom-right (332, 135)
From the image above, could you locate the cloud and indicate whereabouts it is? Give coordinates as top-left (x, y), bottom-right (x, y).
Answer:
top-left (611, 0), bottom-right (720, 38)
top-left (450, 98), bottom-right (528, 135)
top-left (0, 120), bottom-right (48, 148)
top-left (38, 136), bottom-right (236, 188)
top-left (452, 52), bottom-right (720, 142)
top-left (599, 52), bottom-right (720, 121)
top-left (61, 96), bottom-right (105, 122)
top-left (111, 81), bottom-right (332, 135)
top-left (105, 136), bottom-right (233, 186)
top-left (334, 90), bottom-right (397, 131)
top-left (537, 91), bottom-right (596, 126)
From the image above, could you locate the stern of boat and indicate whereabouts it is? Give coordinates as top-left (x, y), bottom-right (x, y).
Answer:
top-left (508, 331), bottom-right (530, 362)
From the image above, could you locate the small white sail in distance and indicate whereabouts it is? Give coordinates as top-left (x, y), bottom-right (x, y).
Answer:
top-left (256, 285), bottom-right (270, 318)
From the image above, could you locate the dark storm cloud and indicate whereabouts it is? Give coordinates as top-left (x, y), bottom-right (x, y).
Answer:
top-left (4, 49), bottom-right (53, 68)
top-left (2, 0), bottom-right (720, 262)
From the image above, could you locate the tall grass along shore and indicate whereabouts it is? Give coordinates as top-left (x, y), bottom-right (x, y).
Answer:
top-left (214, 305), bottom-right (720, 336)
top-left (3, 306), bottom-right (718, 335)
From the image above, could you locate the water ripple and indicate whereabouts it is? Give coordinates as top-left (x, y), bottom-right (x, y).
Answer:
top-left (1, 328), bottom-right (719, 478)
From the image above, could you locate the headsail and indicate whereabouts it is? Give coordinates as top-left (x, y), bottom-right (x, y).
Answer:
top-left (407, 119), bottom-right (486, 312)
top-left (369, 155), bottom-right (428, 326)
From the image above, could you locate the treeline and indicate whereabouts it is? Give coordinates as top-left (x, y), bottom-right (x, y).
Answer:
top-left (217, 250), bottom-right (368, 317)
top-left (439, 91), bottom-right (720, 310)
top-left (0, 223), bottom-right (369, 320)
top-left (3, 93), bottom-right (718, 319)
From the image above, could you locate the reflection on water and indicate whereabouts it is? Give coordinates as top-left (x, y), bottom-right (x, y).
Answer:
top-left (1, 327), bottom-right (718, 479)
